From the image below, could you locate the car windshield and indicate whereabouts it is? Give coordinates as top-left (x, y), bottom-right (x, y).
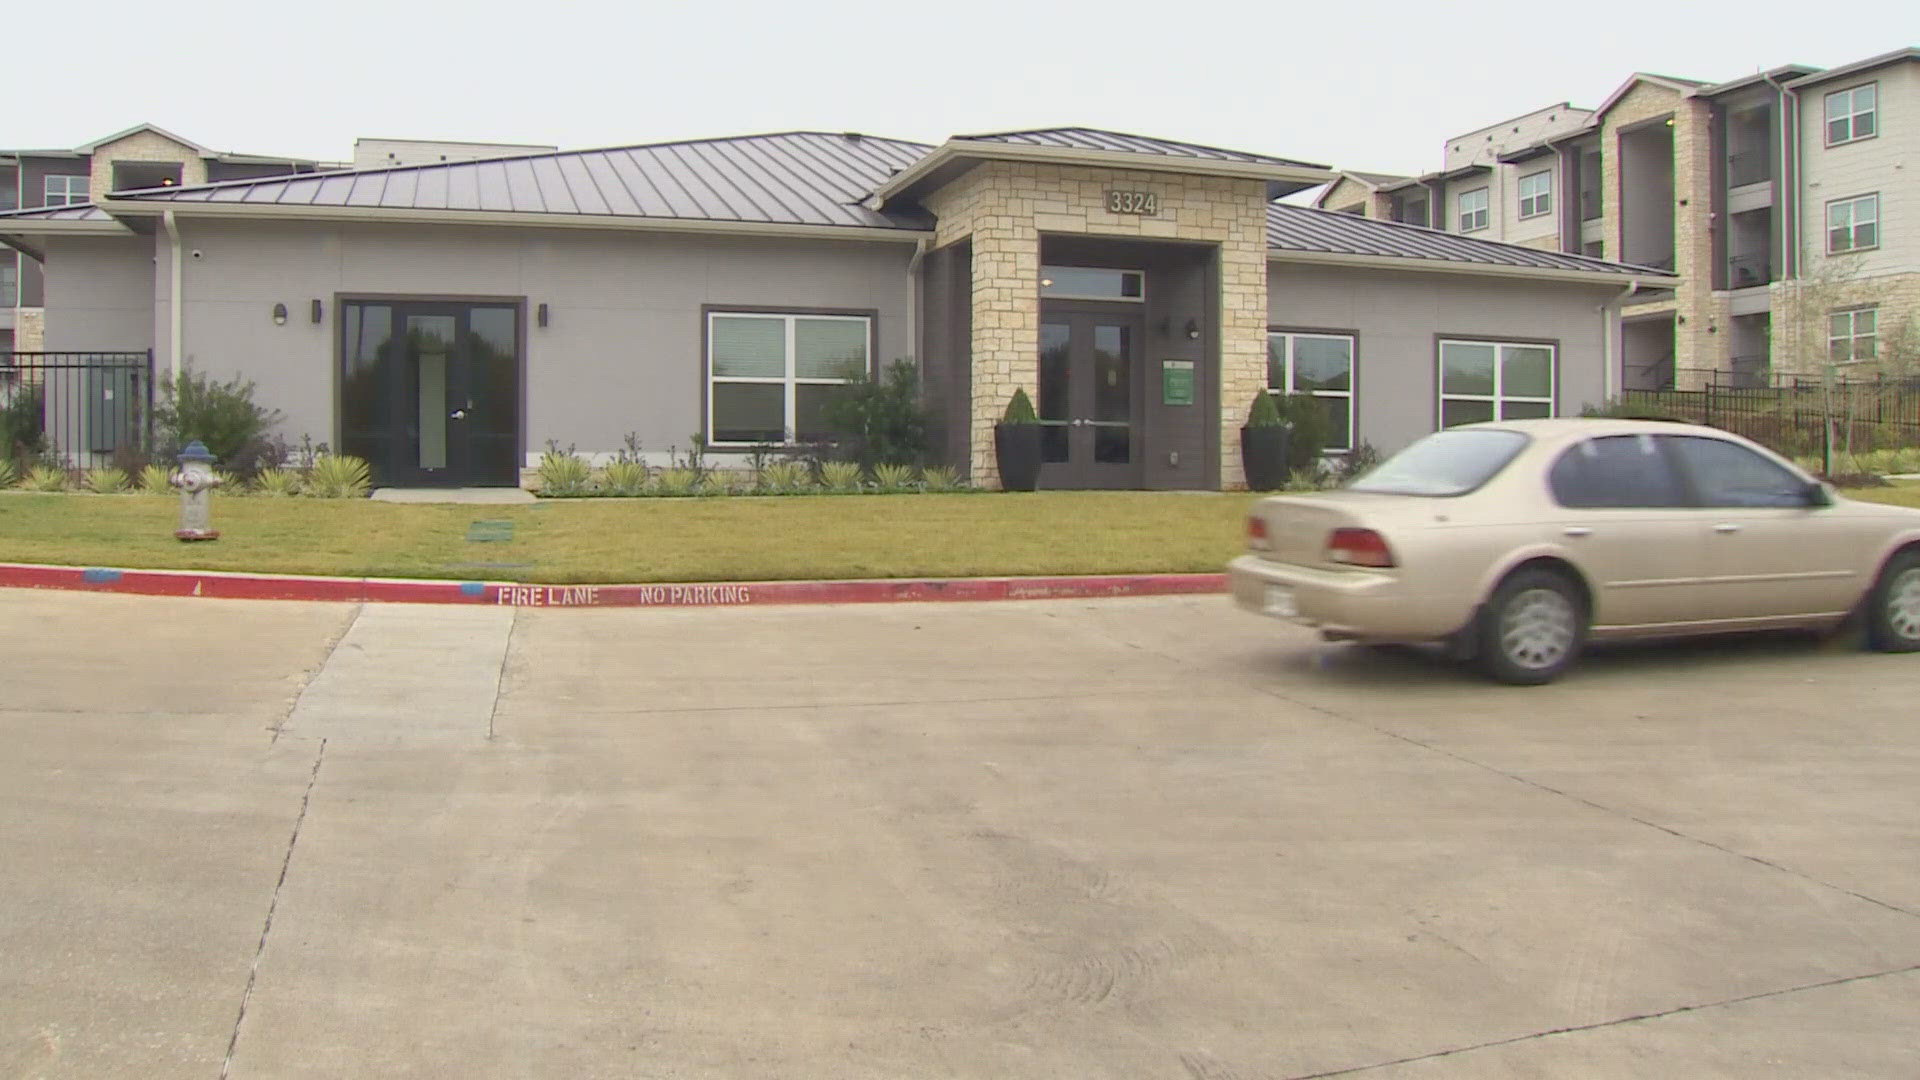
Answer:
top-left (1349, 429), bottom-right (1530, 497)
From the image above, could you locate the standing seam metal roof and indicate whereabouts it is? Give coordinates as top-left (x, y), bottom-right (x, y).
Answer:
top-left (1266, 203), bottom-right (1669, 277)
top-left (104, 132), bottom-right (937, 230)
top-left (955, 128), bottom-right (1328, 170)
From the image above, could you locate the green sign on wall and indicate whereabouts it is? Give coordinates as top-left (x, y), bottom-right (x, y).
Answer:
top-left (1161, 360), bottom-right (1195, 406)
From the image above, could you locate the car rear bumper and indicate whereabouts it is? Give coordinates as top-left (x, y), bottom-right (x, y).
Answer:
top-left (1228, 554), bottom-right (1464, 642)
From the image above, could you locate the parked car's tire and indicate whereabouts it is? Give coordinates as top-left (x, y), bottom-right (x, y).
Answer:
top-left (1865, 549), bottom-right (1920, 653)
top-left (1478, 568), bottom-right (1586, 685)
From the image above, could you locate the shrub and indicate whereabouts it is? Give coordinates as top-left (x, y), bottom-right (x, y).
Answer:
top-left (654, 467), bottom-right (699, 496)
top-left (27, 465), bottom-right (69, 492)
top-left (305, 454), bottom-right (371, 499)
top-left (820, 460), bottom-right (862, 493)
top-left (1245, 390), bottom-right (1285, 428)
top-left (1001, 387), bottom-right (1038, 424)
top-left (213, 468), bottom-right (246, 494)
top-left (922, 465), bottom-right (960, 492)
top-left (760, 460), bottom-right (811, 494)
top-left (819, 359), bottom-right (931, 469)
top-left (1332, 441), bottom-right (1382, 485)
top-left (1282, 466), bottom-right (1332, 492)
top-left (873, 462), bottom-right (916, 491)
top-left (536, 445), bottom-right (593, 496)
top-left (152, 365), bottom-right (286, 479)
top-left (1, 383), bottom-right (47, 465)
top-left (1273, 393), bottom-right (1328, 472)
top-left (254, 467), bottom-right (304, 497)
top-left (84, 467), bottom-right (131, 494)
top-left (138, 463), bottom-right (173, 493)
top-left (0, 458), bottom-right (15, 489)
top-left (600, 458), bottom-right (649, 496)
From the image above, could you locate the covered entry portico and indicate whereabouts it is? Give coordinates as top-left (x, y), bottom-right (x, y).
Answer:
top-left (882, 131), bottom-right (1333, 490)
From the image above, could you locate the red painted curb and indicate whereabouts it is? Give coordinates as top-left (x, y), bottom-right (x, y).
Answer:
top-left (0, 562), bottom-right (1227, 609)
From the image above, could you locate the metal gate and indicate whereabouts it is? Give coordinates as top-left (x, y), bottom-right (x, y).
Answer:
top-left (0, 350), bottom-right (155, 466)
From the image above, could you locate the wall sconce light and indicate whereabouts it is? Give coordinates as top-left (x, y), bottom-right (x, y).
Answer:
top-left (1676, 314), bottom-right (1687, 325)
top-left (1184, 318), bottom-right (1200, 341)
top-left (271, 302), bottom-right (288, 326)
top-left (537, 303), bottom-right (549, 328)
top-left (310, 299), bottom-right (324, 324)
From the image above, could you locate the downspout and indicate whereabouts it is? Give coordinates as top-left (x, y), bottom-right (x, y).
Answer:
top-left (1601, 278), bottom-right (1642, 400)
top-left (160, 210), bottom-right (183, 384)
top-left (905, 236), bottom-right (928, 374)
top-left (1762, 71), bottom-right (1800, 281)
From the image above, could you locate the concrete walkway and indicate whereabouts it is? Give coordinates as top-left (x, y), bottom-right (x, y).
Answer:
top-left (369, 487), bottom-right (537, 504)
top-left (3, 588), bottom-right (1918, 1078)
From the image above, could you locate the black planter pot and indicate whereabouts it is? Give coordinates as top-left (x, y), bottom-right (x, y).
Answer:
top-left (1240, 425), bottom-right (1291, 491)
top-left (994, 423), bottom-right (1043, 492)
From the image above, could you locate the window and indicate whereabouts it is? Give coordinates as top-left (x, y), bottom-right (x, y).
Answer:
top-left (1266, 331), bottom-right (1355, 451)
top-left (1, 260), bottom-right (16, 308)
top-left (1518, 171), bottom-right (1553, 219)
top-left (1666, 435), bottom-right (1810, 508)
top-left (1829, 307), bottom-right (1877, 363)
top-left (1039, 266), bottom-right (1143, 301)
top-left (1825, 84), bottom-right (1877, 145)
top-left (0, 183), bottom-right (16, 212)
top-left (43, 175), bottom-right (88, 206)
top-left (1549, 435), bottom-right (1687, 508)
top-left (1827, 194), bottom-right (1878, 253)
top-left (1349, 429), bottom-right (1529, 497)
top-left (1438, 339), bottom-right (1555, 427)
top-left (708, 311), bottom-right (870, 445)
top-left (1457, 187), bottom-right (1489, 232)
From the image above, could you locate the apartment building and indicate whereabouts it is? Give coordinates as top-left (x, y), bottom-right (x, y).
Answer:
top-left (2, 124), bottom-right (330, 354)
top-left (1320, 47), bottom-right (1920, 389)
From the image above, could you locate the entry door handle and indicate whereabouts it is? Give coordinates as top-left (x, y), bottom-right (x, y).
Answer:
top-left (450, 409), bottom-right (468, 420)
top-left (1713, 522), bottom-right (1741, 534)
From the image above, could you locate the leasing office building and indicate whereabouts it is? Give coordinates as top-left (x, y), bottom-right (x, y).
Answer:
top-left (0, 127), bottom-right (1669, 489)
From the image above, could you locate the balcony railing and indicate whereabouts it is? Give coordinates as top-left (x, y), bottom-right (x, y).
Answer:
top-left (1726, 150), bottom-right (1772, 189)
top-left (1728, 354), bottom-right (1771, 389)
top-left (1727, 252), bottom-right (1773, 288)
top-left (1580, 190), bottom-right (1602, 221)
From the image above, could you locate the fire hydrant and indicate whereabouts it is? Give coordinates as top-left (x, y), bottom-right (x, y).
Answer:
top-left (171, 440), bottom-right (222, 542)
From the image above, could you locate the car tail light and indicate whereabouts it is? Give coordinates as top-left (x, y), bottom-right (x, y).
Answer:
top-left (1326, 527), bottom-right (1395, 568)
top-left (1247, 515), bottom-right (1269, 548)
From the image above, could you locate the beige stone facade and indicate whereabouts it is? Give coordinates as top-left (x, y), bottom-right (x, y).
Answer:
top-left (1318, 176), bottom-right (1390, 219)
top-left (923, 161), bottom-right (1270, 488)
top-left (87, 130), bottom-right (207, 203)
top-left (15, 308), bottom-right (45, 352)
top-left (1769, 272), bottom-right (1920, 377)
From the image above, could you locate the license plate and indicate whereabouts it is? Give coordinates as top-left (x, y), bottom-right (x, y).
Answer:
top-left (1263, 585), bottom-right (1298, 618)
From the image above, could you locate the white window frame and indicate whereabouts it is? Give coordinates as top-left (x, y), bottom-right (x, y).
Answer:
top-left (1827, 193), bottom-right (1879, 254)
top-left (1517, 171), bottom-right (1553, 219)
top-left (1825, 83), bottom-right (1877, 146)
top-left (1437, 339), bottom-right (1556, 427)
top-left (1457, 187), bottom-right (1490, 232)
top-left (1266, 330), bottom-right (1356, 453)
top-left (706, 311), bottom-right (871, 447)
top-left (1829, 307), bottom-right (1877, 363)
top-left (43, 175), bottom-right (88, 207)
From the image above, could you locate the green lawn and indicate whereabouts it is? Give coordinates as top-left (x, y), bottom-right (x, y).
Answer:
top-left (0, 492), bottom-right (1259, 583)
top-left (1852, 483), bottom-right (1920, 510)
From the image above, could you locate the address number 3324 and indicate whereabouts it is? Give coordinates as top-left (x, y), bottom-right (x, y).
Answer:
top-left (1105, 190), bottom-right (1159, 216)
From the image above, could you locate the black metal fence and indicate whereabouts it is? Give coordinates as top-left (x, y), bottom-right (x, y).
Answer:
top-left (1623, 374), bottom-right (1920, 457)
top-left (0, 351), bottom-right (155, 468)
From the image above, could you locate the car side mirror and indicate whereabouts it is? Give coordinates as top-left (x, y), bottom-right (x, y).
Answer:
top-left (1804, 481), bottom-right (1832, 508)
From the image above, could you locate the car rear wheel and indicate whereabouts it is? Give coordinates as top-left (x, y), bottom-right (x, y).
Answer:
top-left (1478, 568), bottom-right (1586, 685)
top-left (1866, 550), bottom-right (1920, 653)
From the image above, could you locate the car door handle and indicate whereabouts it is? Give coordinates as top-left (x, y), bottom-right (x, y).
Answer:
top-left (1563, 526), bottom-right (1592, 538)
top-left (1713, 523), bottom-right (1741, 534)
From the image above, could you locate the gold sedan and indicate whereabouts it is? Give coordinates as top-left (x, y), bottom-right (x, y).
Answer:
top-left (1230, 419), bottom-right (1920, 684)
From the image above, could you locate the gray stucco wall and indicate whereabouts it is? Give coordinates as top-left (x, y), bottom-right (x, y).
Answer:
top-left (1266, 261), bottom-right (1620, 455)
top-left (40, 235), bottom-right (155, 353)
top-left (162, 220), bottom-right (917, 462)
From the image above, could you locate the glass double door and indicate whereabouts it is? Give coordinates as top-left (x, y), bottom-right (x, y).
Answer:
top-left (340, 301), bottom-right (520, 486)
top-left (1038, 308), bottom-right (1142, 488)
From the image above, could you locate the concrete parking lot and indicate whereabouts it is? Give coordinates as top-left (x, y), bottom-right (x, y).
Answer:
top-left (3, 587), bottom-right (1917, 1079)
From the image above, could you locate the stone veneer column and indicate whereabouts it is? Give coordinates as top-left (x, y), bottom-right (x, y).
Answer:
top-left (923, 162), bottom-right (1269, 489)
top-left (15, 308), bottom-right (45, 352)
top-left (87, 131), bottom-right (210, 204)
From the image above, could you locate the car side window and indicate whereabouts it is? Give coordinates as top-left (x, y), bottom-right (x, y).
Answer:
top-left (1549, 434), bottom-right (1689, 508)
top-left (1665, 435), bottom-right (1810, 508)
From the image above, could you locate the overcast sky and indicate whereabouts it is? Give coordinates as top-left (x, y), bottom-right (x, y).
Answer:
top-left (11, 0), bottom-right (1914, 179)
